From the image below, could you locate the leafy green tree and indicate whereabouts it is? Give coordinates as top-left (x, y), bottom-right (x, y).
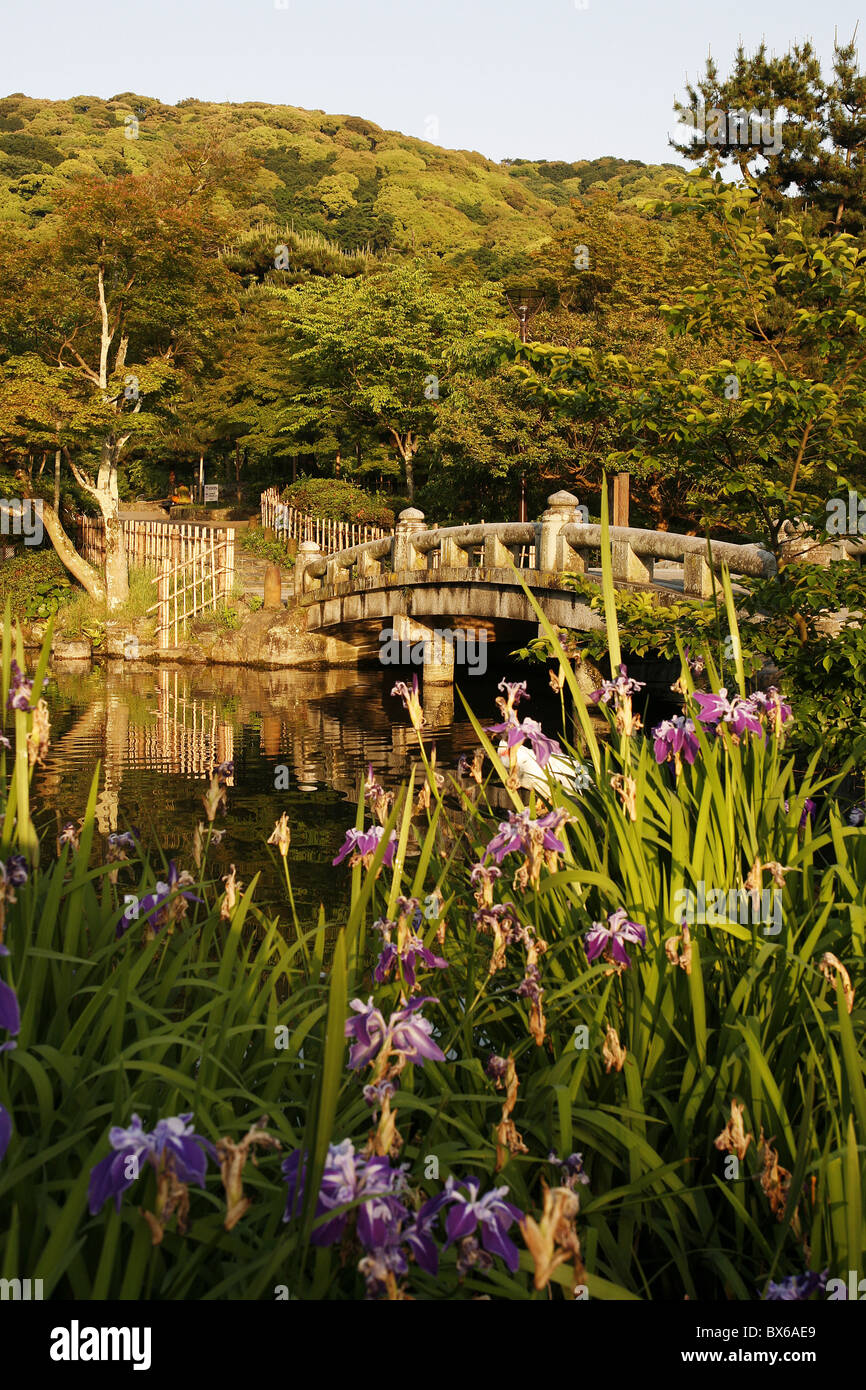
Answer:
top-left (271, 264), bottom-right (505, 499)
top-left (0, 162), bottom-right (241, 605)
top-left (490, 176), bottom-right (866, 552)
top-left (672, 35), bottom-right (866, 234)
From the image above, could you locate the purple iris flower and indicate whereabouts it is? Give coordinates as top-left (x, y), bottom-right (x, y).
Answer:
top-left (849, 805), bottom-right (865, 827)
top-left (282, 1140), bottom-right (408, 1246)
top-left (486, 1054), bottom-right (509, 1082)
top-left (108, 831), bottom-right (138, 853)
top-left (486, 715), bottom-right (563, 769)
top-left (332, 825), bottom-right (397, 869)
top-left (402, 1192), bottom-right (448, 1275)
top-left (485, 807), bottom-right (568, 865)
top-left (0, 1104), bottom-right (10, 1162)
top-left (283, 1142), bottom-right (445, 1285)
top-left (764, 1270), bottom-right (828, 1301)
top-left (3, 856), bottom-right (28, 887)
top-left (344, 996), bottom-right (446, 1070)
top-left (497, 679), bottom-right (529, 709)
top-left (440, 1176), bottom-right (524, 1273)
top-left (651, 715), bottom-right (699, 767)
top-left (7, 661), bottom-right (35, 713)
top-left (590, 664), bottom-right (646, 705)
top-left (374, 937), bottom-right (450, 990)
top-left (585, 907), bottom-right (647, 968)
top-left (749, 687), bottom-right (792, 723)
top-left (548, 1151), bottom-right (590, 1189)
top-left (783, 797), bottom-right (816, 829)
top-left (116, 860), bottom-right (202, 938)
top-left (692, 689), bottom-right (764, 739)
top-left (0, 977), bottom-right (20, 1039)
top-left (88, 1112), bottom-right (214, 1214)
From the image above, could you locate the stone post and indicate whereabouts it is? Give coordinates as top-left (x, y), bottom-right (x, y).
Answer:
top-left (483, 532), bottom-right (514, 569)
top-left (682, 553), bottom-right (714, 598)
top-left (294, 539), bottom-right (323, 599)
top-left (612, 540), bottom-right (653, 585)
top-left (392, 507), bottom-right (427, 573)
top-left (393, 614), bottom-right (455, 687)
top-left (539, 490), bottom-right (580, 572)
top-left (263, 563), bottom-right (282, 609)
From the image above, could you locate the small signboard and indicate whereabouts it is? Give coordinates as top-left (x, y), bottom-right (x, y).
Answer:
top-left (203, 484), bottom-right (219, 503)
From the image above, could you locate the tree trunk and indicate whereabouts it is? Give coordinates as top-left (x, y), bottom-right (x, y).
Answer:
top-left (40, 503), bottom-right (106, 602)
top-left (95, 442), bottom-right (129, 610)
top-left (54, 449), bottom-right (61, 513)
top-left (101, 507), bottom-right (129, 610)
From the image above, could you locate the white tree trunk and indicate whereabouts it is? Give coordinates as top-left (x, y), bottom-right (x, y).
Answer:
top-left (40, 503), bottom-right (106, 602)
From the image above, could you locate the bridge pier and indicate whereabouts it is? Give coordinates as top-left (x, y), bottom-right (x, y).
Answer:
top-left (393, 615), bottom-right (455, 686)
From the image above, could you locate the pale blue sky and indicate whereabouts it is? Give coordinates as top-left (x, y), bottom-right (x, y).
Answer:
top-left (1, 0), bottom-right (862, 165)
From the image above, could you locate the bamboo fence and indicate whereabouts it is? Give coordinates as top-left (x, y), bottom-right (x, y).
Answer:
top-left (260, 487), bottom-right (390, 553)
top-left (125, 669), bottom-right (235, 776)
top-left (77, 516), bottom-right (236, 574)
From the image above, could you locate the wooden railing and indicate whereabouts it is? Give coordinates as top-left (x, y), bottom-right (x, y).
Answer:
top-left (147, 532), bottom-right (235, 650)
top-left (126, 669), bottom-right (235, 776)
top-left (293, 491), bottom-right (777, 599)
top-left (78, 516), bottom-right (235, 571)
top-left (260, 487), bottom-right (390, 553)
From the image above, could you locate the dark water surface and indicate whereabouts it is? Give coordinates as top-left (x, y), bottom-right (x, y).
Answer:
top-left (35, 657), bottom-right (591, 921)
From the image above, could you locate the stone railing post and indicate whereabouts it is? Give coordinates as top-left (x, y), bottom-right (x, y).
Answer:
top-left (392, 507), bottom-right (427, 573)
top-left (294, 539), bottom-right (323, 598)
top-left (483, 530), bottom-right (514, 569)
top-left (357, 547), bottom-right (382, 581)
top-left (539, 490), bottom-right (581, 572)
top-left (612, 538), bottom-right (653, 585)
top-left (682, 552), bottom-right (714, 598)
top-left (442, 535), bottom-right (471, 568)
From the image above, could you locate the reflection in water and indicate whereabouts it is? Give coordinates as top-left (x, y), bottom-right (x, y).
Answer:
top-left (36, 659), bottom-right (595, 921)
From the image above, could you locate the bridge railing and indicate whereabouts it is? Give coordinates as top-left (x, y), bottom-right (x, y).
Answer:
top-left (293, 491), bottom-right (776, 600)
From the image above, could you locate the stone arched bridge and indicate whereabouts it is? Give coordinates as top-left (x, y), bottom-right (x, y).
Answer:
top-left (291, 491), bottom-right (776, 686)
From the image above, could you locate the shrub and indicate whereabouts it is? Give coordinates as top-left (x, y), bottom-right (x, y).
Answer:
top-left (280, 477), bottom-right (393, 528)
top-left (0, 548), bottom-right (71, 620)
top-left (239, 530), bottom-right (295, 565)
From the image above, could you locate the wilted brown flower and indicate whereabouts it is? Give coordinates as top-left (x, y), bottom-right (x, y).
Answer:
top-left (713, 1100), bottom-right (752, 1161)
top-left (602, 1024), bottom-right (627, 1073)
top-left (27, 698), bottom-right (50, 767)
top-left (665, 920), bottom-right (692, 975)
top-left (610, 773), bottom-right (637, 822)
top-left (220, 864), bottom-right (242, 920)
top-left (520, 1180), bottom-right (584, 1292)
top-left (758, 1129), bottom-right (795, 1225)
top-left (202, 774), bottom-right (226, 824)
top-left (819, 951), bottom-right (854, 1014)
top-left (215, 1118), bottom-right (282, 1231)
top-left (143, 1166), bottom-right (191, 1246)
top-left (267, 813), bottom-right (291, 858)
top-left (493, 1054), bottom-right (528, 1173)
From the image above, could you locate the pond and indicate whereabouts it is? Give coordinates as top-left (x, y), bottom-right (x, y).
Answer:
top-left (35, 657), bottom-right (601, 921)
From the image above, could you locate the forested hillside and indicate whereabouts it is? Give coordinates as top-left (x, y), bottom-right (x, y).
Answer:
top-left (0, 91), bottom-right (684, 274)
